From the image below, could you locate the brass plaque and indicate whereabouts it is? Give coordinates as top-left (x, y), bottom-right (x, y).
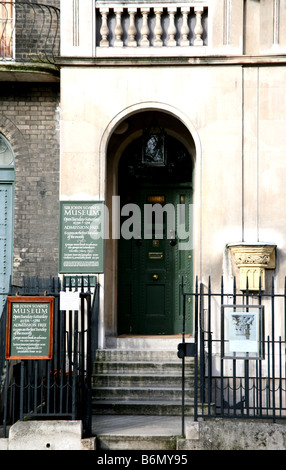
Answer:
top-left (147, 195), bottom-right (165, 204)
top-left (148, 252), bottom-right (163, 260)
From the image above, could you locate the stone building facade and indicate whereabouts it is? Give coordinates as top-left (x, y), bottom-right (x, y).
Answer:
top-left (0, 83), bottom-right (60, 285)
top-left (1, 0), bottom-right (286, 350)
top-left (59, 0), bottom-right (286, 347)
top-left (0, 0), bottom-right (60, 314)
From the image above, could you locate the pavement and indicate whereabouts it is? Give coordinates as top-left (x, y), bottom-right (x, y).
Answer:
top-left (91, 415), bottom-right (194, 437)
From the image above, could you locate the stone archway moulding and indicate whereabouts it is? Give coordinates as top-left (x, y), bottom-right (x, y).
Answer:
top-left (100, 101), bottom-right (202, 169)
top-left (100, 100), bottom-right (203, 264)
top-left (99, 102), bottom-right (203, 278)
top-left (101, 102), bottom-right (202, 341)
top-left (0, 114), bottom-right (29, 159)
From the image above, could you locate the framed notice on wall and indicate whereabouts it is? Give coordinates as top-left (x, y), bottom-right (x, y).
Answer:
top-left (59, 201), bottom-right (104, 274)
top-left (221, 305), bottom-right (265, 360)
top-left (6, 297), bottom-right (54, 360)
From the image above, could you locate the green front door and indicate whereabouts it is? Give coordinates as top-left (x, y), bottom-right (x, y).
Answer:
top-left (117, 131), bottom-right (193, 336)
top-left (118, 185), bottom-right (193, 335)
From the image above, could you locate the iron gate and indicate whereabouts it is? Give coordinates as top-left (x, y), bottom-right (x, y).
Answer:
top-left (0, 276), bottom-right (99, 438)
top-left (181, 276), bottom-right (286, 425)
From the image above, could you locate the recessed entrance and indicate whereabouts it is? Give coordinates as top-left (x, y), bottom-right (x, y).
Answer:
top-left (113, 112), bottom-right (194, 335)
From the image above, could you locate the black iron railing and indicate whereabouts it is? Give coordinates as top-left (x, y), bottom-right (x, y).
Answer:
top-left (180, 276), bottom-right (286, 431)
top-left (0, 275), bottom-right (99, 438)
top-left (0, 2), bottom-right (60, 64)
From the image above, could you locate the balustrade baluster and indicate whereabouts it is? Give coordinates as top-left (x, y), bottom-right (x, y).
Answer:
top-left (114, 7), bottom-right (123, 47)
top-left (154, 8), bottom-right (163, 47)
top-left (140, 8), bottom-right (150, 47)
top-left (167, 7), bottom-right (177, 47)
top-left (128, 8), bottom-right (138, 47)
top-left (96, 3), bottom-right (207, 50)
top-left (181, 7), bottom-right (190, 46)
top-left (99, 7), bottom-right (109, 47)
top-left (194, 6), bottom-right (204, 46)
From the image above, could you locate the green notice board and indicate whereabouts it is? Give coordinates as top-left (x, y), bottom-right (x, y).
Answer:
top-left (59, 201), bottom-right (104, 274)
top-left (6, 297), bottom-right (54, 360)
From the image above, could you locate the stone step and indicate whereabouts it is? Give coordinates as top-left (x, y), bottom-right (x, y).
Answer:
top-left (92, 373), bottom-right (192, 388)
top-left (95, 348), bottom-right (188, 362)
top-left (95, 434), bottom-right (178, 450)
top-left (93, 360), bottom-right (193, 375)
top-left (104, 336), bottom-right (190, 352)
top-left (93, 415), bottom-right (193, 450)
top-left (92, 346), bottom-right (197, 417)
top-left (93, 386), bottom-right (193, 401)
top-left (92, 400), bottom-right (195, 416)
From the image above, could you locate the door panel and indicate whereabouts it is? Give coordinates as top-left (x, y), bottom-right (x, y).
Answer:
top-left (0, 184), bottom-right (13, 316)
top-left (140, 189), bottom-right (170, 333)
top-left (146, 285), bottom-right (165, 315)
top-left (173, 189), bottom-right (193, 333)
top-left (118, 185), bottom-right (193, 335)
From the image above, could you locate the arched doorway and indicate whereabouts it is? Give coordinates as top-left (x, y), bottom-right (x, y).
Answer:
top-left (0, 133), bottom-right (14, 315)
top-left (105, 110), bottom-right (195, 337)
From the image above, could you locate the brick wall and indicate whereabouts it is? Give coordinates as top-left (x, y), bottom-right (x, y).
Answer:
top-left (13, 1), bottom-right (61, 62)
top-left (0, 82), bottom-right (60, 285)
top-left (26, 0), bottom-right (60, 7)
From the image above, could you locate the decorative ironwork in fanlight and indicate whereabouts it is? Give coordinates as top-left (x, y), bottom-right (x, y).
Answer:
top-left (0, 134), bottom-right (14, 166)
top-left (142, 118), bottom-right (166, 166)
top-left (119, 131), bottom-right (192, 187)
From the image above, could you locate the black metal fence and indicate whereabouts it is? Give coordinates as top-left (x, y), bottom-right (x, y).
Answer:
top-left (0, 2), bottom-right (60, 63)
top-left (0, 276), bottom-right (99, 438)
top-left (181, 276), bottom-right (286, 424)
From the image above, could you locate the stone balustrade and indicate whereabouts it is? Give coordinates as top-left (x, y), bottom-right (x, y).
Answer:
top-left (95, 2), bottom-right (208, 53)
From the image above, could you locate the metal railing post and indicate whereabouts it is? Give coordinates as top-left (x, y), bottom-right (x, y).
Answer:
top-left (181, 276), bottom-right (186, 437)
top-left (194, 276), bottom-right (199, 422)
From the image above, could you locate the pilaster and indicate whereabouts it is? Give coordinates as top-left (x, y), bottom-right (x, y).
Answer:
top-left (228, 243), bottom-right (276, 291)
top-left (60, 0), bottom-right (95, 57)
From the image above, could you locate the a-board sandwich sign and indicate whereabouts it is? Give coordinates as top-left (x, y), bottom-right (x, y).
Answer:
top-left (5, 297), bottom-right (54, 360)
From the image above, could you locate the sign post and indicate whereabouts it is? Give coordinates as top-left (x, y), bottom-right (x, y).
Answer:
top-left (6, 296), bottom-right (54, 360)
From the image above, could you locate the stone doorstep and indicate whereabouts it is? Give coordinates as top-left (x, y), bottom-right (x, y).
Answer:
top-left (95, 434), bottom-right (179, 451)
top-left (95, 434), bottom-right (204, 451)
top-left (94, 421), bottom-right (200, 451)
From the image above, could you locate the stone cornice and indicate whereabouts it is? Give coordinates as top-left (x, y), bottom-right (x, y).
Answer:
top-left (56, 54), bottom-right (286, 68)
top-left (0, 63), bottom-right (60, 82)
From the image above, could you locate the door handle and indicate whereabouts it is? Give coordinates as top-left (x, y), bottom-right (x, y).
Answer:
top-left (153, 274), bottom-right (159, 281)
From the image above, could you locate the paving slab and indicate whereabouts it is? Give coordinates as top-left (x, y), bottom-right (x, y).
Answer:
top-left (92, 415), bottom-right (193, 437)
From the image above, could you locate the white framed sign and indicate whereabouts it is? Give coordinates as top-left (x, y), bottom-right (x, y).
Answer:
top-left (60, 291), bottom-right (80, 311)
top-left (221, 305), bottom-right (265, 360)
